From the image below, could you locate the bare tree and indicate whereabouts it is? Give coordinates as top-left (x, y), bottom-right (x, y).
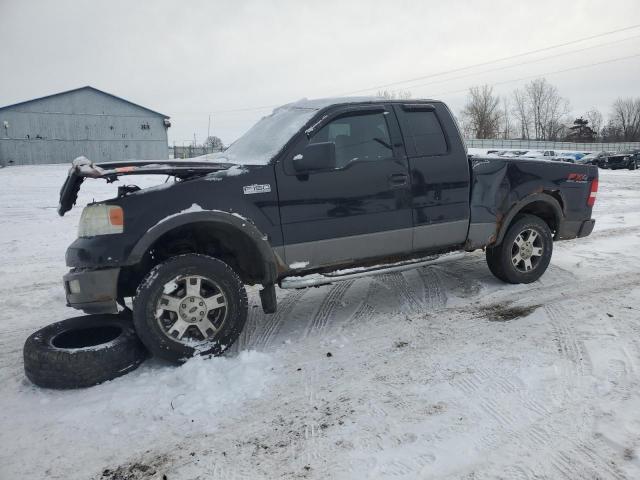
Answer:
top-left (511, 88), bottom-right (530, 139)
top-left (376, 89), bottom-right (412, 100)
top-left (584, 109), bottom-right (603, 138)
top-left (510, 78), bottom-right (569, 140)
top-left (204, 135), bottom-right (225, 150)
top-left (500, 97), bottom-right (512, 139)
top-left (610, 97), bottom-right (640, 141)
top-left (528, 78), bottom-right (570, 140)
top-left (460, 85), bottom-right (501, 139)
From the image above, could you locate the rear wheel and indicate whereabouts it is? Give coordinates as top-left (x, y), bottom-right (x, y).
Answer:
top-left (486, 214), bottom-right (553, 284)
top-left (629, 159), bottom-right (637, 170)
top-left (133, 254), bottom-right (248, 363)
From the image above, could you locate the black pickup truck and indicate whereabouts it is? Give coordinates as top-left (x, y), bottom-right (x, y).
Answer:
top-left (58, 98), bottom-right (598, 362)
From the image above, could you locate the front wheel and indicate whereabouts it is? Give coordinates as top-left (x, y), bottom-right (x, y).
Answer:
top-left (629, 160), bottom-right (637, 170)
top-left (133, 254), bottom-right (248, 363)
top-left (486, 214), bottom-right (553, 284)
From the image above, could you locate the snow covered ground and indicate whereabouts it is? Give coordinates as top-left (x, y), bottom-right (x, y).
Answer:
top-left (1, 165), bottom-right (639, 480)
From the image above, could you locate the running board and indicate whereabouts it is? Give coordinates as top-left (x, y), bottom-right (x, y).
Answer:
top-left (279, 252), bottom-right (465, 289)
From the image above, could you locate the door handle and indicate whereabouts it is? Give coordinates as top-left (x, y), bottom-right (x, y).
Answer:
top-left (388, 173), bottom-right (408, 187)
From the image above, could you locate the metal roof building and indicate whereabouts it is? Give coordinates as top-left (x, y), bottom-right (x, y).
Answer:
top-left (0, 86), bottom-right (170, 166)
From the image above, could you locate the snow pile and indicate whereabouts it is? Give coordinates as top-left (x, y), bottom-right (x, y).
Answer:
top-left (289, 261), bottom-right (309, 269)
top-left (1, 351), bottom-right (275, 479)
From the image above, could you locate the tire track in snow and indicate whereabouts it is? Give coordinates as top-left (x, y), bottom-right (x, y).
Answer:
top-left (339, 279), bottom-right (382, 333)
top-left (550, 443), bottom-right (626, 480)
top-left (417, 267), bottom-right (447, 310)
top-left (449, 364), bottom-right (563, 470)
top-left (306, 280), bottom-right (354, 335)
top-left (486, 270), bottom-right (640, 310)
top-left (546, 304), bottom-right (590, 378)
top-left (248, 289), bottom-right (307, 349)
top-left (234, 299), bottom-right (263, 352)
top-left (379, 272), bottom-right (422, 315)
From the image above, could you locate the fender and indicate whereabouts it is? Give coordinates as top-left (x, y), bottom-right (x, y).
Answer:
top-left (127, 210), bottom-right (279, 284)
top-left (495, 192), bottom-right (564, 245)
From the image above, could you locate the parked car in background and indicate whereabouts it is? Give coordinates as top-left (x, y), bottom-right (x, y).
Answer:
top-left (495, 150), bottom-right (530, 157)
top-left (553, 153), bottom-right (578, 163)
top-left (521, 150), bottom-right (556, 160)
top-left (577, 151), bottom-right (613, 167)
top-left (606, 150), bottom-right (640, 170)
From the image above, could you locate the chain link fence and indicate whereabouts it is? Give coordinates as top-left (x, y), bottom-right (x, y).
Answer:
top-left (465, 139), bottom-right (640, 152)
top-left (169, 146), bottom-right (224, 159)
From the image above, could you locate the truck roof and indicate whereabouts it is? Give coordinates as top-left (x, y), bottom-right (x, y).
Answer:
top-left (283, 96), bottom-right (439, 110)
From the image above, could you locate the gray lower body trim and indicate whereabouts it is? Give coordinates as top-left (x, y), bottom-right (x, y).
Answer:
top-left (413, 220), bottom-right (469, 251)
top-left (284, 228), bottom-right (412, 268)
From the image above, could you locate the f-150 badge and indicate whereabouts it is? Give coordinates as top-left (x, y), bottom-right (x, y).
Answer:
top-left (243, 184), bottom-right (271, 194)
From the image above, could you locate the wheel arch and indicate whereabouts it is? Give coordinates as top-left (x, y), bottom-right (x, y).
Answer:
top-left (125, 211), bottom-right (279, 288)
top-left (495, 192), bottom-right (564, 245)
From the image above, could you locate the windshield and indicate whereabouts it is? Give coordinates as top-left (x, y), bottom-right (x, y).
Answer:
top-left (210, 104), bottom-right (320, 165)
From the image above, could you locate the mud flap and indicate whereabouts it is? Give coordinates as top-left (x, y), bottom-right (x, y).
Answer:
top-left (259, 284), bottom-right (277, 314)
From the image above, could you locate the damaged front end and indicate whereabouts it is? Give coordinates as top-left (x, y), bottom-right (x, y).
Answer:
top-left (58, 156), bottom-right (233, 216)
top-left (58, 156), bottom-right (236, 314)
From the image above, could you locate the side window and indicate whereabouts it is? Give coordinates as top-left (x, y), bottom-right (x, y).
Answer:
top-left (398, 110), bottom-right (447, 156)
top-left (310, 112), bottom-right (392, 168)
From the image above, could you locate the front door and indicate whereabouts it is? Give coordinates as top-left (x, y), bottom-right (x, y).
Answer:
top-left (276, 105), bottom-right (413, 269)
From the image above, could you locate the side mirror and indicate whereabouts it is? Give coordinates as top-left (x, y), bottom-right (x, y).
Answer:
top-left (293, 142), bottom-right (336, 172)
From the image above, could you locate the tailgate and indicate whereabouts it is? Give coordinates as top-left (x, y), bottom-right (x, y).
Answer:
top-left (58, 156), bottom-right (231, 216)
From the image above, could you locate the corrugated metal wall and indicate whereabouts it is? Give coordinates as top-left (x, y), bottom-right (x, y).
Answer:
top-left (0, 89), bottom-right (169, 165)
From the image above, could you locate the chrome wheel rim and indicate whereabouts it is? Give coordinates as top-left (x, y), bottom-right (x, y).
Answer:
top-left (511, 228), bottom-right (544, 273)
top-left (155, 275), bottom-right (227, 344)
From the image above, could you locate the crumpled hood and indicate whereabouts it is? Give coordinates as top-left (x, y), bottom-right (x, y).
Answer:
top-left (58, 156), bottom-right (234, 216)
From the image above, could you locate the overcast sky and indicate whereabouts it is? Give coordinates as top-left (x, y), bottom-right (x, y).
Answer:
top-left (1, 0), bottom-right (639, 146)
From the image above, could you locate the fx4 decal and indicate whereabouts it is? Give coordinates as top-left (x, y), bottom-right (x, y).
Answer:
top-left (567, 173), bottom-right (588, 183)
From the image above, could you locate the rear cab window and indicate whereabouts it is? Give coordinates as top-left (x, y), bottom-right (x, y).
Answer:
top-left (395, 105), bottom-right (448, 157)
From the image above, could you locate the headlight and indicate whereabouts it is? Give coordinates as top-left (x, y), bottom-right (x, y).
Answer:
top-left (78, 204), bottom-right (124, 237)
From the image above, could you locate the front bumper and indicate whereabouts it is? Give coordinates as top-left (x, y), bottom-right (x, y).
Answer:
top-left (63, 267), bottom-right (120, 314)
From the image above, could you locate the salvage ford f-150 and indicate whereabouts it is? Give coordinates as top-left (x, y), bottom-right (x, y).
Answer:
top-left (58, 97), bottom-right (598, 362)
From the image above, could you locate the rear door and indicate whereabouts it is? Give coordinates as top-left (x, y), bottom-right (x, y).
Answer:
top-left (394, 103), bottom-right (471, 250)
top-left (276, 105), bottom-right (413, 268)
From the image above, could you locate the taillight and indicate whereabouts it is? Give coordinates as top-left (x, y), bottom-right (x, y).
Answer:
top-left (587, 178), bottom-right (598, 207)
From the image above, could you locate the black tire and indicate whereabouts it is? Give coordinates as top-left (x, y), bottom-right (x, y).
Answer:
top-left (133, 254), bottom-right (248, 363)
top-left (23, 313), bottom-right (147, 389)
top-left (485, 214), bottom-right (553, 284)
top-left (629, 160), bottom-right (637, 170)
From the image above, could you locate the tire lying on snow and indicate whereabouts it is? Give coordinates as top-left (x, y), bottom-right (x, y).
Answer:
top-left (23, 313), bottom-right (147, 389)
